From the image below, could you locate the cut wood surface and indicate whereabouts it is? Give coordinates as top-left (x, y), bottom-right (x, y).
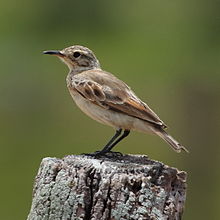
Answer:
top-left (27, 154), bottom-right (187, 220)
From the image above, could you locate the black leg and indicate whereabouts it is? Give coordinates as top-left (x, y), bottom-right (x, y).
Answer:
top-left (96, 129), bottom-right (122, 155)
top-left (105, 130), bottom-right (130, 153)
top-left (84, 129), bottom-right (130, 157)
top-left (95, 129), bottom-right (130, 156)
top-left (83, 129), bottom-right (122, 156)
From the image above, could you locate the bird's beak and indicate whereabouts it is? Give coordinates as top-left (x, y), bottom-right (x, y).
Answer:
top-left (43, 50), bottom-right (65, 57)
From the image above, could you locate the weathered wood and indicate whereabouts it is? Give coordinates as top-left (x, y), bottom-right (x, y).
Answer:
top-left (27, 154), bottom-right (187, 220)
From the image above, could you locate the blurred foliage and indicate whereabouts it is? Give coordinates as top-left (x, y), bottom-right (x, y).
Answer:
top-left (0, 0), bottom-right (220, 219)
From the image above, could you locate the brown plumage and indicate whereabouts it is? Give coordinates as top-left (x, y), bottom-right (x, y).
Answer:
top-left (44, 45), bottom-right (188, 155)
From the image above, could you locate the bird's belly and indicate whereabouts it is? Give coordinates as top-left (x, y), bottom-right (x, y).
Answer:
top-left (69, 90), bottom-right (137, 129)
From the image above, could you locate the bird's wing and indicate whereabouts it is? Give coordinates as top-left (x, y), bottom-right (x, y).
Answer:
top-left (70, 70), bottom-right (167, 128)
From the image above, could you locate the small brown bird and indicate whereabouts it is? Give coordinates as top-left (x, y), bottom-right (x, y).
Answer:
top-left (44, 45), bottom-right (188, 155)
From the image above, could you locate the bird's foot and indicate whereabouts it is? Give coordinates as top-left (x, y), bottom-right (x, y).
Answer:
top-left (105, 151), bottom-right (123, 157)
top-left (82, 151), bottom-right (103, 158)
top-left (82, 151), bottom-right (123, 158)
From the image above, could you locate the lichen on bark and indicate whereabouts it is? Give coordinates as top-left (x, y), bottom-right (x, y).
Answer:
top-left (27, 154), bottom-right (187, 220)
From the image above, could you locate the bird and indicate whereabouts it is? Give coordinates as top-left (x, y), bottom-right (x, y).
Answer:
top-left (43, 45), bottom-right (188, 156)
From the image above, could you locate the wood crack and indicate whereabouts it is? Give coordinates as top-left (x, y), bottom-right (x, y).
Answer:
top-left (27, 154), bottom-right (187, 220)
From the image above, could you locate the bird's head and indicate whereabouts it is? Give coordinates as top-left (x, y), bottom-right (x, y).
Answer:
top-left (43, 45), bottom-right (100, 72)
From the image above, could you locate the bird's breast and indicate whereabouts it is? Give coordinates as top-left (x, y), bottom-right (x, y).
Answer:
top-left (67, 85), bottom-right (154, 134)
top-left (68, 88), bottom-right (111, 124)
top-left (67, 87), bottom-right (136, 130)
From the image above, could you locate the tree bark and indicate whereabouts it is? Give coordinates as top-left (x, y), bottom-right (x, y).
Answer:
top-left (27, 154), bottom-right (187, 220)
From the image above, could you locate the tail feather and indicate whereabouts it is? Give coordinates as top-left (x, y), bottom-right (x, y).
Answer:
top-left (155, 130), bottom-right (189, 153)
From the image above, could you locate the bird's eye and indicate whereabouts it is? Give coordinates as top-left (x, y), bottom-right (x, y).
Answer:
top-left (73, 52), bottom-right (81, 58)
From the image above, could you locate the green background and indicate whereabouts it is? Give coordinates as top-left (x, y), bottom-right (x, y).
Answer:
top-left (1, 0), bottom-right (220, 219)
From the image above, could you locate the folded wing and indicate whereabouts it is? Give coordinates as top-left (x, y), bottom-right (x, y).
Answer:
top-left (70, 70), bottom-right (167, 128)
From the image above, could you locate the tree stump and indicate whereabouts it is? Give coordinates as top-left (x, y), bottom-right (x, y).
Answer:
top-left (27, 154), bottom-right (187, 220)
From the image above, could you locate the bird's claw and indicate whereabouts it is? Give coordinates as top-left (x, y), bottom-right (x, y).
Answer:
top-left (82, 151), bottom-right (102, 157)
top-left (82, 151), bottom-right (123, 158)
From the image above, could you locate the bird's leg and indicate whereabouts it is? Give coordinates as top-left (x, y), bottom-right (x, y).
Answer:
top-left (102, 128), bottom-right (123, 150)
top-left (93, 129), bottom-right (130, 156)
top-left (84, 129), bottom-right (122, 156)
top-left (105, 130), bottom-right (130, 153)
top-left (95, 129), bottom-right (122, 155)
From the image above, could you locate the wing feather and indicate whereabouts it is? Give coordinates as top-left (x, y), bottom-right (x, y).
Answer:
top-left (69, 70), bottom-right (167, 128)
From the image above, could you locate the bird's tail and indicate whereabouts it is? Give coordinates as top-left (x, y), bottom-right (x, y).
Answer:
top-left (155, 129), bottom-right (189, 153)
